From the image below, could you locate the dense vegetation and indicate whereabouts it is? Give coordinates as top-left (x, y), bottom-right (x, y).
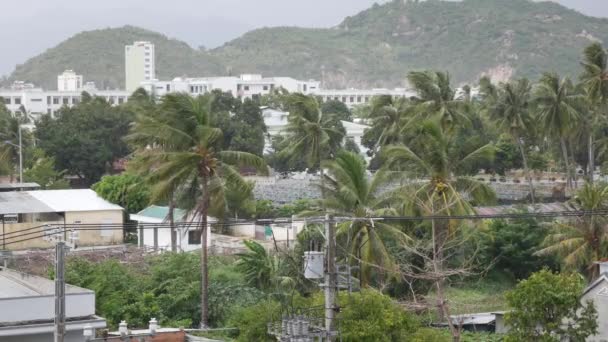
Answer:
top-left (7, 0), bottom-right (608, 88)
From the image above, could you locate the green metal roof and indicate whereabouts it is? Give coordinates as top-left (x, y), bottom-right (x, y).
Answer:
top-left (136, 205), bottom-right (187, 221)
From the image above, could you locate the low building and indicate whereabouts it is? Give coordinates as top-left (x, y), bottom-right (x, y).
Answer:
top-left (582, 262), bottom-right (608, 341)
top-left (130, 205), bottom-right (212, 252)
top-left (0, 267), bottom-right (106, 342)
top-left (0, 189), bottom-right (124, 250)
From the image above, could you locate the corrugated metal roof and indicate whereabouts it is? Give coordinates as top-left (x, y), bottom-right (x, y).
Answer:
top-left (136, 205), bottom-right (187, 220)
top-left (0, 192), bottom-right (54, 215)
top-left (475, 202), bottom-right (572, 216)
top-left (27, 189), bottom-right (123, 212)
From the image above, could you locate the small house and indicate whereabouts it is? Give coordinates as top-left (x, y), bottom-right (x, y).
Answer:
top-left (582, 262), bottom-right (608, 341)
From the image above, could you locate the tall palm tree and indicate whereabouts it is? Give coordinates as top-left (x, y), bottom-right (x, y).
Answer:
top-left (319, 151), bottom-right (410, 285)
top-left (128, 93), bottom-right (267, 328)
top-left (407, 70), bottom-right (468, 132)
top-left (534, 73), bottom-right (582, 189)
top-left (536, 182), bottom-right (608, 279)
top-left (384, 120), bottom-right (496, 328)
top-left (580, 42), bottom-right (608, 184)
top-left (487, 78), bottom-right (536, 203)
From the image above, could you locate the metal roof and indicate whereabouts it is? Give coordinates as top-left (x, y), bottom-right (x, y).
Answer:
top-left (136, 205), bottom-right (187, 220)
top-left (436, 312), bottom-right (497, 327)
top-left (27, 189), bottom-right (123, 212)
top-left (0, 192), bottom-right (54, 215)
top-left (0, 189), bottom-right (123, 215)
top-left (0, 268), bottom-right (92, 299)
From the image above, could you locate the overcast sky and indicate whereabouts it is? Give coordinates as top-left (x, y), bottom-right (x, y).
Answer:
top-left (0, 0), bottom-right (607, 76)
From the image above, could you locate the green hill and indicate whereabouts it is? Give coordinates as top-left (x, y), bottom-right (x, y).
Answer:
top-left (7, 0), bottom-right (608, 89)
top-left (8, 26), bottom-right (224, 90)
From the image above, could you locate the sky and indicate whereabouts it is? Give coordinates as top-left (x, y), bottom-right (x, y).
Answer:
top-left (0, 0), bottom-right (607, 76)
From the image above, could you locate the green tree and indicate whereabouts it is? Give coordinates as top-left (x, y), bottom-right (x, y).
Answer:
top-left (228, 98), bottom-right (267, 157)
top-left (361, 95), bottom-right (410, 157)
top-left (321, 99), bottom-right (352, 122)
top-left (23, 149), bottom-right (70, 189)
top-left (36, 97), bottom-right (132, 185)
top-left (384, 119), bottom-right (495, 333)
top-left (236, 240), bottom-right (293, 292)
top-left (534, 73), bottom-right (582, 189)
top-left (407, 70), bottom-right (467, 132)
top-left (92, 173), bottom-right (151, 213)
top-left (487, 78), bottom-right (537, 203)
top-left (128, 92), bottom-right (267, 328)
top-left (320, 151), bottom-right (410, 285)
top-left (505, 269), bottom-right (598, 342)
top-left (536, 182), bottom-right (608, 279)
top-left (580, 42), bottom-right (608, 184)
top-left (279, 93), bottom-right (345, 173)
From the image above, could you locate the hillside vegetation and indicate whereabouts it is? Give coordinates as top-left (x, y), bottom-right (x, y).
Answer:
top-left (7, 0), bottom-right (608, 89)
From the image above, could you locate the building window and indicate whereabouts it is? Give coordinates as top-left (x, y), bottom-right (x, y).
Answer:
top-left (188, 230), bottom-right (202, 245)
top-left (341, 97), bottom-right (346, 103)
top-left (166, 84), bottom-right (170, 92)
top-left (145, 52), bottom-right (150, 57)
top-left (31, 98), bottom-right (42, 102)
top-left (365, 96), bottom-right (370, 103)
top-left (53, 97), bottom-right (60, 105)
top-left (350, 97), bottom-right (354, 103)
top-left (145, 64), bottom-right (150, 68)
top-left (47, 96), bottom-right (51, 105)
top-left (263, 85), bottom-right (269, 91)
top-left (244, 86), bottom-right (250, 91)
top-left (237, 85), bottom-right (242, 91)
top-left (357, 96), bottom-right (362, 103)
top-left (73, 97), bottom-right (80, 105)
top-left (14, 98), bottom-right (21, 105)
top-left (47, 109), bottom-right (51, 115)
top-left (118, 97), bottom-right (124, 104)
top-left (145, 58), bottom-right (150, 62)
top-left (303, 84), bottom-right (307, 92)
top-left (62, 97), bottom-right (69, 105)
top-left (3, 97), bottom-right (10, 105)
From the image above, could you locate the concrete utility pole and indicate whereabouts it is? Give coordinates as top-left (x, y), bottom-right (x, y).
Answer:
top-left (324, 214), bottom-right (337, 340)
top-left (54, 241), bottom-right (66, 342)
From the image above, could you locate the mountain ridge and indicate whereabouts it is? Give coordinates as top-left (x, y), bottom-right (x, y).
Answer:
top-left (6, 0), bottom-right (608, 90)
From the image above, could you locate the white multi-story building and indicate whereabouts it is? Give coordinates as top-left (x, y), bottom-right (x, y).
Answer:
top-left (57, 70), bottom-right (83, 92)
top-left (312, 88), bottom-right (414, 108)
top-left (141, 74), bottom-right (320, 99)
top-left (125, 41), bottom-right (155, 93)
top-left (0, 81), bottom-right (129, 119)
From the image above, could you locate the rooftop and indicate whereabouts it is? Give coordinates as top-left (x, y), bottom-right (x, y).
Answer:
top-left (0, 268), bottom-right (92, 299)
top-left (0, 189), bottom-right (123, 215)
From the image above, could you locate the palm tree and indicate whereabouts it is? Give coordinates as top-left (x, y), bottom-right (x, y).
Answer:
top-left (279, 93), bottom-right (345, 202)
top-left (487, 78), bottom-right (536, 203)
top-left (537, 182), bottom-right (608, 279)
top-left (384, 120), bottom-right (496, 330)
top-left (319, 151), bottom-right (410, 285)
top-left (128, 93), bottom-right (267, 328)
top-left (534, 73), bottom-right (582, 189)
top-left (236, 240), bottom-right (294, 291)
top-left (407, 71), bottom-right (469, 132)
top-left (363, 95), bottom-right (412, 154)
top-left (580, 42), bottom-right (608, 184)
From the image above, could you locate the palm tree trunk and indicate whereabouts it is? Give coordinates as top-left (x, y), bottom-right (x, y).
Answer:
top-left (515, 135), bottom-right (535, 204)
top-left (169, 196), bottom-right (176, 252)
top-left (588, 133), bottom-right (595, 185)
top-left (200, 176), bottom-right (210, 329)
top-left (432, 218), bottom-right (459, 341)
top-left (560, 137), bottom-right (572, 190)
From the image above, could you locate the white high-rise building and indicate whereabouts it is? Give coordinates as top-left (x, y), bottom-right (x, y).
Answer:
top-left (125, 41), bottom-right (155, 93)
top-left (57, 70), bottom-right (83, 92)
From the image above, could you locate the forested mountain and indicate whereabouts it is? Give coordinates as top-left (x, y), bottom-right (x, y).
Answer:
top-left (7, 0), bottom-right (608, 89)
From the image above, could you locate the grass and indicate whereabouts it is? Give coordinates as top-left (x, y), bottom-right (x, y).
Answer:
top-left (424, 274), bottom-right (514, 318)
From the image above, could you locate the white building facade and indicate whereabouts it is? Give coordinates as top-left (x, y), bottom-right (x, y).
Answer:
top-left (0, 81), bottom-right (129, 119)
top-left (141, 74), bottom-right (320, 99)
top-left (312, 88), bottom-right (414, 108)
top-left (57, 70), bottom-right (83, 92)
top-left (125, 41), bottom-right (155, 93)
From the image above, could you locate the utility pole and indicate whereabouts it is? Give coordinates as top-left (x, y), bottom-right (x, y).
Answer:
top-left (324, 214), bottom-right (337, 340)
top-left (18, 125), bottom-right (22, 184)
top-left (54, 241), bottom-right (66, 342)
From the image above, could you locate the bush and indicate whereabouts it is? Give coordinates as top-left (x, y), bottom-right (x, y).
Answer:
top-left (227, 300), bottom-right (281, 342)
